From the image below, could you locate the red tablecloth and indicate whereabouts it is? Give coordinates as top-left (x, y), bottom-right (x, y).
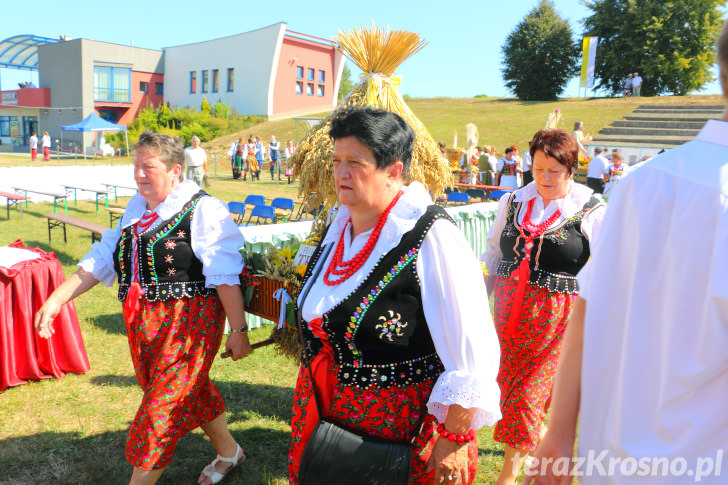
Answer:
top-left (0, 240), bottom-right (90, 391)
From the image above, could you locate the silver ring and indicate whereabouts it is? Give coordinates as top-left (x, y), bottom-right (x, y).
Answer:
top-left (448, 475), bottom-right (454, 481)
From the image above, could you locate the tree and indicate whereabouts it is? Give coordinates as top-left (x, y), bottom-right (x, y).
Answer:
top-left (501, 0), bottom-right (580, 100)
top-left (337, 63), bottom-right (356, 101)
top-left (583, 0), bottom-right (724, 96)
top-left (200, 95), bottom-right (211, 114)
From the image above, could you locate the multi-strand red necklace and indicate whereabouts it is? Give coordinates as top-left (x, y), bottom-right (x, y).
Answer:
top-left (134, 212), bottom-right (159, 235)
top-left (505, 198), bottom-right (562, 339)
top-left (323, 190), bottom-right (404, 286)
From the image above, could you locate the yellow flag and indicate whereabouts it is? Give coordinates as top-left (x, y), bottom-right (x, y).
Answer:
top-left (580, 37), bottom-right (598, 89)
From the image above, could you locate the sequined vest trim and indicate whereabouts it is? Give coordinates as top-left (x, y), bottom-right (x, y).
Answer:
top-left (300, 205), bottom-right (453, 390)
top-left (496, 192), bottom-right (603, 294)
top-left (113, 190), bottom-right (215, 302)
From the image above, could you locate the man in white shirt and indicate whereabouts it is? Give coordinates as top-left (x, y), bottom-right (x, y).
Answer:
top-left (525, 22), bottom-right (728, 484)
top-left (632, 72), bottom-right (643, 97)
top-left (586, 147), bottom-right (608, 194)
top-left (184, 135), bottom-right (207, 186)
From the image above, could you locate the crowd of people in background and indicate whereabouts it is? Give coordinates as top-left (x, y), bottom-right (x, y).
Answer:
top-left (226, 135), bottom-right (296, 183)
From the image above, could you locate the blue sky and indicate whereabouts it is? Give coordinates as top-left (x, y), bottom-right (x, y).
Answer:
top-left (0, 0), bottom-right (722, 98)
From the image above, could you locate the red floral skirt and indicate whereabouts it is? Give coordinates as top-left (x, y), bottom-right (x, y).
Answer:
top-left (493, 275), bottom-right (575, 451)
top-left (124, 294), bottom-right (226, 469)
top-left (288, 355), bottom-right (479, 484)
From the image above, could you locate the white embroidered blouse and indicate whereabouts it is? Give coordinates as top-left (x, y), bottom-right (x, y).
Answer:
top-left (482, 181), bottom-right (605, 274)
top-left (78, 180), bottom-right (244, 288)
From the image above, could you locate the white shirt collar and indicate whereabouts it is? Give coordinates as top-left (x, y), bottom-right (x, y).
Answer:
top-left (323, 181), bottom-right (432, 254)
top-left (121, 179), bottom-right (202, 228)
top-left (513, 180), bottom-right (594, 218)
top-left (696, 119), bottom-right (728, 147)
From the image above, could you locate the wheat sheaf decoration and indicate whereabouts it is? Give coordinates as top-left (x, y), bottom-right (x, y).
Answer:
top-left (290, 23), bottom-right (453, 239)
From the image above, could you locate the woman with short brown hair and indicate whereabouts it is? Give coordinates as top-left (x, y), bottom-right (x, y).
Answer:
top-left (483, 128), bottom-right (606, 485)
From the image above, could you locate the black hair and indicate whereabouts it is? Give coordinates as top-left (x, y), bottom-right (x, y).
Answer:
top-left (328, 107), bottom-right (415, 177)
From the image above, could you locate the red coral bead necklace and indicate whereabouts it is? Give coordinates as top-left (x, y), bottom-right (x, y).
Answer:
top-left (323, 190), bottom-right (404, 286)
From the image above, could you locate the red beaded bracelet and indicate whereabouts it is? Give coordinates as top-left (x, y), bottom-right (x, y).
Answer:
top-left (436, 422), bottom-right (476, 444)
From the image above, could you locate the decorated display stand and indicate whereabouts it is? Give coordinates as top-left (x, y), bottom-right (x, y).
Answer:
top-left (238, 23), bottom-right (455, 361)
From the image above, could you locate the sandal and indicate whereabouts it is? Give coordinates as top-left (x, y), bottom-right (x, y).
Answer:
top-left (199, 443), bottom-right (245, 484)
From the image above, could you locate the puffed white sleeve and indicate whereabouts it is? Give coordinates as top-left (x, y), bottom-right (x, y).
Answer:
top-left (481, 194), bottom-right (510, 274)
top-left (580, 203), bottom-right (606, 245)
top-left (418, 219), bottom-right (502, 429)
top-left (496, 158), bottom-right (505, 172)
top-left (191, 196), bottom-right (245, 287)
top-left (77, 223), bottom-right (122, 286)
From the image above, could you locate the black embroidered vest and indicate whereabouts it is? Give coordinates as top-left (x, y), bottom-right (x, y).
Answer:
top-left (496, 192), bottom-right (603, 294)
top-left (113, 190), bottom-right (215, 302)
top-left (300, 205), bottom-right (453, 390)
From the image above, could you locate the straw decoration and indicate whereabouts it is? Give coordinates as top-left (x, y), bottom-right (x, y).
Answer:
top-left (289, 23), bottom-right (453, 236)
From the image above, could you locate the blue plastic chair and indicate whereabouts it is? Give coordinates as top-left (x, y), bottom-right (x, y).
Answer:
top-left (271, 197), bottom-right (295, 222)
top-left (245, 204), bottom-right (275, 225)
top-left (243, 194), bottom-right (265, 211)
top-left (489, 190), bottom-right (513, 201)
top-left (465, 188), bottom-right (486, 202)
top-left (445, 191), bottom-right (470, 207)
top-left (227, 201), bottom-right (246, 225)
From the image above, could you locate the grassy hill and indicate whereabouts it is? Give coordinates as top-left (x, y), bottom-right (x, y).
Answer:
top-left (202, 94), bottom-right (725, 159)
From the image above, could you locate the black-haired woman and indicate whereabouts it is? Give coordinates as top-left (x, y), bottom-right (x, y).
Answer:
top-left (288, 107), bottom-right (501, 484)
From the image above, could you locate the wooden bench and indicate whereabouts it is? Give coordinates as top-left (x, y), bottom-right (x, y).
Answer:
top-left (44, 214), bottom-right (108, 243)
top-left (61, 184), bottom-right (111, 213)
top-left (0, 191), bottom-right (31, 219)
top-left (106, 207), bottom-right (125, 227)
top-left (12, 186), bottom-right (68, 214)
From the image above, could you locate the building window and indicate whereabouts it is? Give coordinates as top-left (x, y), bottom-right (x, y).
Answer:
top-left (296, 66), bottom-right (303, 79)
top-left (93, 66), bottom-right (131, 102)
top-left (307, 68), bottom-right (314, 81)
top-left (202, 70), bottom-right (209, 92)
top-left (317, 85), bottom-right (325, 97)
top-left (295, 81), bottom-right (303, 94)
top-left (306, 83), bottom-right (314, 95)
top-left (190, 71), bottom-right (196, 93)
top-left (227, 68), bottom-right (234, 91)
top-left (155, 82), bottom-right (163, 95)
top-left (212, 69), bottom-right (219, 93)
top-left (139, 81), bottom-right (148, 93)
top-left (98, 110), bottom-right (119, 123)
top-left (0, 116), bottom-right (19, 137)
top-left (318, 70), bottom-right (325, 82)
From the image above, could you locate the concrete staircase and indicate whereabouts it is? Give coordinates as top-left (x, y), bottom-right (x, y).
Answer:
top-left (591, 105), bottom-right (724, 149)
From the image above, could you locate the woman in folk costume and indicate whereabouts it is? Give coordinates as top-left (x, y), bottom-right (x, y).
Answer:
top-left (244, 137), bottom-right (259, 181)
top-left (35, 131), bottom-right (252, 485)
top-left (288, 107), bottom-right (502, 484)
top-left (232, 141), bottom-right (245, 180)
top-left (602, 150), bottom-right (631, 195)
top-left (482, 129), bottom-right (605, 485)
top-left (496, 147), bottom-right (521, 190)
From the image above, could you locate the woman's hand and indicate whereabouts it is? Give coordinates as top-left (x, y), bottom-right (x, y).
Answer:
top-left (224, 331), bottom-right (253, 361)
top-left (35, 296), bottom-right (63, 339)
top-left (522, 431), bottom-right (574, 485)
top-left (427, 438), bottom-right (470, 484)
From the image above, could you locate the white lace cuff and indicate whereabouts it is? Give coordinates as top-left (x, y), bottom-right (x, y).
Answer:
top-left (205, 274), bottom-right (241, 288)
top-left (481, 251), bottom-right (502, 276)
top-left (427, 370), bottom-right (502, 429)
top-left (77, 257), bottom-right (116, 287)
